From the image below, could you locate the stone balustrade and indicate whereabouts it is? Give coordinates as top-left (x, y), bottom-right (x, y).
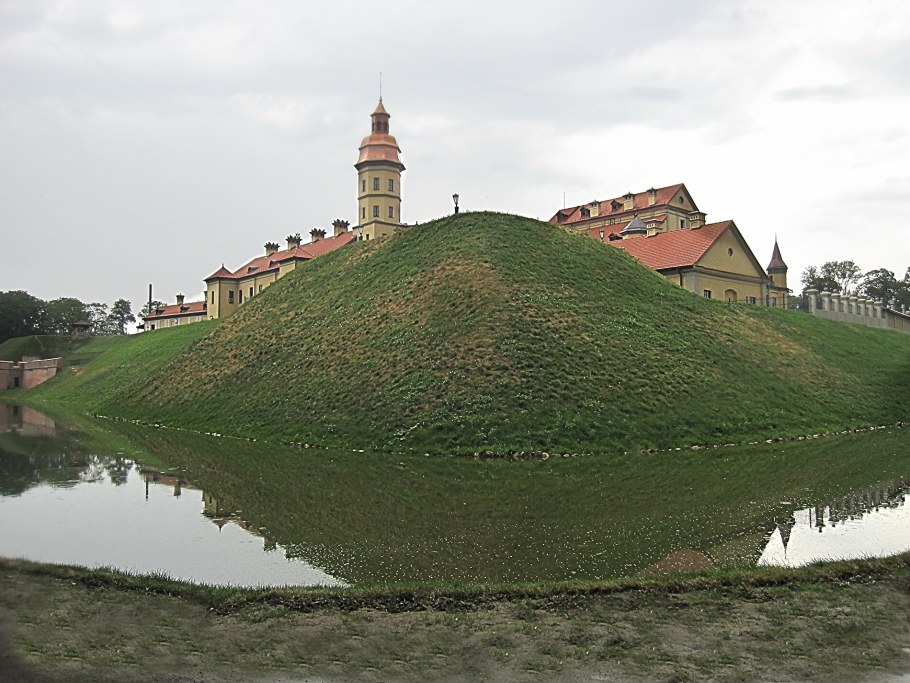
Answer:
top-left (804, 289), bottom-right (910, 334)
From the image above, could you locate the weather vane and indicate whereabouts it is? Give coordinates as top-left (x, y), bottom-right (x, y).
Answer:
top-left (379, 72), bottom-right (383, 101)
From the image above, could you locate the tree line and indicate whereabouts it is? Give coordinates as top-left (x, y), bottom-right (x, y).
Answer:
top-left (801, 261), bottom-right (910, 309)
top-left (0, 291), bottom-right (137, 345)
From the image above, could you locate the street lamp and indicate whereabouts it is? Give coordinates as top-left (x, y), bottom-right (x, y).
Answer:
top-left (598, 229), bottom-right (605, 241)
top-left (453, 193), bottom-right (460, 215)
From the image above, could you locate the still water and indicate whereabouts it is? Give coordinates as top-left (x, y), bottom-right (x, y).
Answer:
top-left (0, 403), bottom-right (908, 588)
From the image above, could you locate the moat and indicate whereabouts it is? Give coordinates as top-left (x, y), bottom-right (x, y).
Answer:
top-left (1, 403), bottom-right (908, 588)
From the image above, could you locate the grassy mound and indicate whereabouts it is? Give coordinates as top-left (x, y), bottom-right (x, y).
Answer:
top-left (30, 212), bottom-right (910, 452)
top-left (25, 322), bottom-right (215, 408)
top-left (0, 334), bottom-right (79, 361)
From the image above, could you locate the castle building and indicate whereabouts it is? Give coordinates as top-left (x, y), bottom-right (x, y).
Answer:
top-left (355, 99), bottom-right (405, 241)
top-left (142, 294), bottom-right (208, 330)
top-left (142, 98), bottom-right (407, 330)
top-left (203, 223), bottom-right (354, 320)
top-left (551, 184), bottom-right (789, 307)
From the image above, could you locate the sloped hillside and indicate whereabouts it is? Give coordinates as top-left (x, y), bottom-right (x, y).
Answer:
top-left (32, 212), bottom-right (910, 453)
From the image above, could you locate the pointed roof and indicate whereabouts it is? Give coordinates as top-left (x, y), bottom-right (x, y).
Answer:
top-left (767, 239), bottom-right (788, 272)
top-left (204, 265), bottom-right (237, 281)
top-left (356, 99), bottom-right (405, 171)
top-left (620, 215), bottom-right (648, 235)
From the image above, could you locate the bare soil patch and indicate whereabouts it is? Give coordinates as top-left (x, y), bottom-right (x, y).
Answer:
top-left (2, 566), bottom-right (910, 682)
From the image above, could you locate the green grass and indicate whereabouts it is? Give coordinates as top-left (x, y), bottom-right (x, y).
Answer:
top-left (26, 212), bottom-right (910, 453)
top-left (0, 334), bottom-right (80, 361)
top-left (24, 321), bottom-right (216, 408)
top-left (3, 551), bottom-right (908, 615)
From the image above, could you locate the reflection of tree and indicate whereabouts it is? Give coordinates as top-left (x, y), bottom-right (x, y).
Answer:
top-left (106, 456), bottom-right (132, 486)
top-left (0, 438), bottom-right (137, 496)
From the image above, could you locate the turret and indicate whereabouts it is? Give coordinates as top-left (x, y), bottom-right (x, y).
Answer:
top-left (355, 98), bottom-right (405, 241)
top-left (766, 239), bottom-right (788, 290)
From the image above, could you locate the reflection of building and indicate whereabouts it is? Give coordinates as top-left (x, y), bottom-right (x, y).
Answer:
top-left (140, 466), bottom-right (278, 549)
top-left (760, 476), bottom-right (910, 567)
top-left (0, 404), bottom-right (57, 437)
top-left (805, 476), bottom-right (908, 532)
top-left (140, 467), bottom-right (186, 498)
top-left (551, 184), bottom-right (789, 307)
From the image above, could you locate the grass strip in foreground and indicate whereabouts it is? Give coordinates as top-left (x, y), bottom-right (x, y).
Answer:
top-left (2, 552), bottom-right (908, 616)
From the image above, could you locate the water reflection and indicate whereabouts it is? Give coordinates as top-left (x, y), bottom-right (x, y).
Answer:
top-left (0, 406), bottom-right (345, 587)
top-left (0, 403), bottom-right (57, 437)
top-left (1, 403), bottom-right (909, 587)
top-left (760, 477), bottom-right (910, 567)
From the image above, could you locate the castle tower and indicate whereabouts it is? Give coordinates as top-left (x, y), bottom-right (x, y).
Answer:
top-left (355, 98), bottom-right (405, 241)
top-left (766, 238), bottom-right (789, 308)
top-left (766, 239), bottom-right (788, 289)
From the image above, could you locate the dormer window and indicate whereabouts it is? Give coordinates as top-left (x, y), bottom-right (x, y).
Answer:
top-left (581, 207), bottom-right (590, 218)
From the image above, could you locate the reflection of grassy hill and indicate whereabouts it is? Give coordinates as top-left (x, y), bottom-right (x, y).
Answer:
top-left (103, 420), bottom-right (910, 588)
top-left (31, 212), bottom-right (910, 453)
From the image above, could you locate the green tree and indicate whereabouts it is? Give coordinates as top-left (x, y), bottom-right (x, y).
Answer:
top-left (43, 297), bottom-right (88, 335)
top-left (859, 269), bottom-right (899, 303)
top-left (86, 303), bottom-right (113, 335)
top-left (0, 290), bottom-right (45, 344)
top-left (801, 261), bottom-right (863, 295)
top-left (107, 299), bottom-right (135, 335)
top-left (822, 260), bottom-right (863, 294)
top-left (139, 300), bottom-right (166, 317)
top-left (800, 265), bottom-right (839, 294)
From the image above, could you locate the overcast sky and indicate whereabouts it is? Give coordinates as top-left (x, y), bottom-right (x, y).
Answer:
top-left (2, 0), bottom-right (909, 315)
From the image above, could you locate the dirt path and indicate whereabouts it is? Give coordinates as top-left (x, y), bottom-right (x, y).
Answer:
top-left (2, 567), bottom-right (910, 682)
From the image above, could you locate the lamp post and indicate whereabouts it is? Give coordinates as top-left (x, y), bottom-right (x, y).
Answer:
top-left (453, 193), bottom-right (460, 215)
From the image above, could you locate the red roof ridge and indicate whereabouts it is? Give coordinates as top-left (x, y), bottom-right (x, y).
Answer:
top-left (143, 300), bottom-right (207, 320)
top-left (551, 183), bottom-right (693, 225)
top-left (607, 220), bottom-right (732, 270)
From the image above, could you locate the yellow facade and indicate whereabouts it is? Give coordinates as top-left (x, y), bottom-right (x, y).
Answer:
top-left (206, 264), bottom-right (294, 320)
top-left (557, 184), bottom-right (789, 308)
top-left (355, 99), bottom-right (405, 241)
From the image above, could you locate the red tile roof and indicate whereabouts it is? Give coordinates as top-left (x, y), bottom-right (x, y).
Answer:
top-left (585, 220), bottom-right (631, 241)
top-left (607, 221), bottom-right (733, 270)
top-left (296, 231), bottom-right (356, 258)
top-left (143, 300), bottom-right (207, 321)
top-left (204, 265), bottom-right (237, 281)
top-left (551, 184), bottom-right (688, 225)
top-left (207, 232), bottom-right (356, 283)
top-left (584, 215), bottom-right (669, 242)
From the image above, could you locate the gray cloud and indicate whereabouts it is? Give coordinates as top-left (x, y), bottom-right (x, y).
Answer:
top-left (0, 0), bottom-right (908, 312)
